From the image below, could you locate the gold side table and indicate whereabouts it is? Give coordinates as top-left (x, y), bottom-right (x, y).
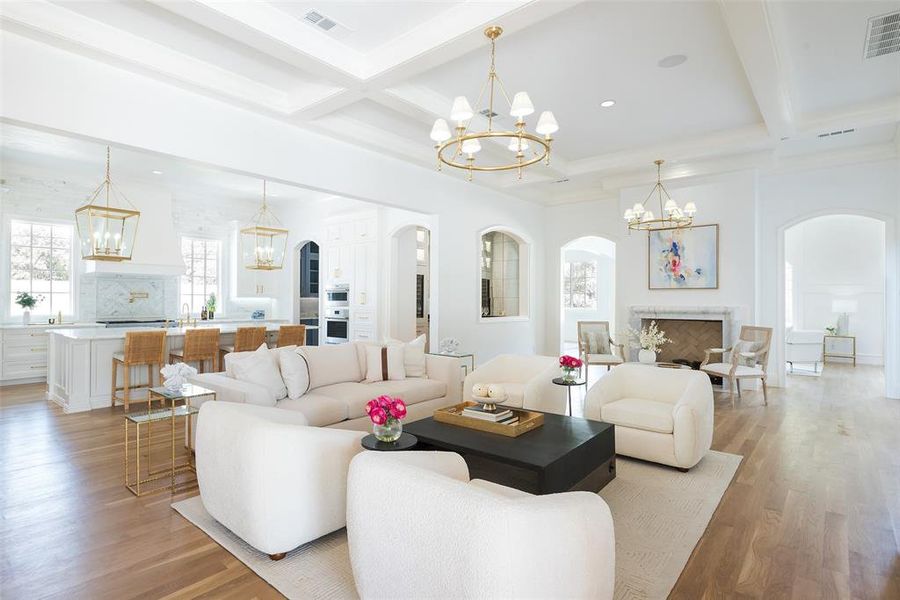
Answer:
top-left (823, 335), bottom-right (856, 367)
top-left (124, 383), bottom-right (214, 496)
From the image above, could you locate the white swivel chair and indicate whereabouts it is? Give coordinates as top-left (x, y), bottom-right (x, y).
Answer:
top-left (195, 401), bottom-right (366, 560)
top-left (463, 354), bottom-right (566, 415)
top-left (584, 363), bottom-right (713, 471)
top-left (346, 451), bottom-right (615, 600)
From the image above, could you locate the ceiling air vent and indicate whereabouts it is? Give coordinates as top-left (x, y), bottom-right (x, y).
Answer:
top-left (864, 10), bottom-right (900, 58)
top-left (817, 128), bottom-right (855, 138)
top-left (303, 10), bottom-right (340, 33)
top-left (479, 108), bottom-right (499, 119)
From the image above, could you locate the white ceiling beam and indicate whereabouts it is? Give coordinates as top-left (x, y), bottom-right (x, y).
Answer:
top-left (289, 89), bottom-right (367, 121)
top-left (0, 1), bottom-right (342, 115)
top-left (796, 96), bottom-right (900, 136)
top-left (716, 0), bottom-right (795, 140)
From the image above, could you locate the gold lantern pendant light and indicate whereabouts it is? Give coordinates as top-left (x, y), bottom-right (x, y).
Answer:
top-left (74, 146), bottom-right (140, 261)
top-left (623, 160), bottom-right (697, 232)
top-left (241, 181), bottom-right (288, 270)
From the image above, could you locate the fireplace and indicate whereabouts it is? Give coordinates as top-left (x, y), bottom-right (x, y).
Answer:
top-left (640, 318), bottom-right (723, 364)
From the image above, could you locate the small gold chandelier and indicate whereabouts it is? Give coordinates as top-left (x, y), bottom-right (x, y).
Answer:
top-left (74, 146), bottom-right (140, 261)
top-left (240, 181), bottom-right (288, 270)
top-left (429, 25), bottom-right (559, 181)
top-left (624, 160), bottom-right (697, 231)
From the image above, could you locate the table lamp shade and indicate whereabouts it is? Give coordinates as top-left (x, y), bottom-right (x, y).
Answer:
top-left (831, 299), bottom-right (858, 314)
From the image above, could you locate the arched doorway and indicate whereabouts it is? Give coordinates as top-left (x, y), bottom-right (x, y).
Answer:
top-left (292, 239), bottom-right (320, 345)
top-left (779, 212), bottom-right (891, 390)
top-left (559, 236), bottom-right (616, 356)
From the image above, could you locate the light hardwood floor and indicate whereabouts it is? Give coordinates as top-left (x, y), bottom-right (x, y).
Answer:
top-left (1, 365), bottom-right (898, 599)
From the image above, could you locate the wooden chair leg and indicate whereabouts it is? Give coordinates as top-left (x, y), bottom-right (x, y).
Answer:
top-left (730, 378), bottom-right (736, 409)
top-left (123, 365), bottom-right (131, 412)
top-left (761, 378), bottom-right (768, 406)
top-left (736, 379), bottom-right (742, 398)
top-left (269, 553), bottom-right (286, 561)
top-left (110, 360), bottom-right (118, 407)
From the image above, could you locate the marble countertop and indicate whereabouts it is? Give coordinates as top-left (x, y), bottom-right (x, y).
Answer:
top-left (48, 322), bottom-right (317, 340)
top-left (1, 322), bottom-right (101, 330)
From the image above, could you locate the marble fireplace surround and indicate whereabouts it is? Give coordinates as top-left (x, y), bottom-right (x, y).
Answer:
top-left (627, 305), bottom-right (744, 362)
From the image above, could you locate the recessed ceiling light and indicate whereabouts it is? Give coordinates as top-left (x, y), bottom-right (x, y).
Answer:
top-left (151, 170), bottom-right (163, 175)
top-left (600, 99), bottom-right (616, 108)
top-left (658, 54), bottom-right (688, 68)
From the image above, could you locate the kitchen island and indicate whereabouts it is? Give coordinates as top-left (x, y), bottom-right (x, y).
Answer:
top-left (47, 322), bottom-right (317, 413)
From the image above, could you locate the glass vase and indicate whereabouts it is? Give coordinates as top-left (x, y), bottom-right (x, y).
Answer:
top-left (561, 367), bottom-right (577, 383)
top-left (374, 417), bottom-right (403, 443)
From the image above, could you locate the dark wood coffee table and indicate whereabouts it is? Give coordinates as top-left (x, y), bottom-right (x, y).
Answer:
top-left (404, 413), bottom-right (615, 495)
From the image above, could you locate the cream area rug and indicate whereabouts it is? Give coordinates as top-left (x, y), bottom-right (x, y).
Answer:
top-left (172, 450), bottom-right (741, 600)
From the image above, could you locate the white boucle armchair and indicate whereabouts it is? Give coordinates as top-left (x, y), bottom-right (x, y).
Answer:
top-left (195, 401), bottom-right (366, 560)
top-left (463, 354), bottom-right (566, 415)
top-left (584, 363), bottom-right (713, 470)
top-left (346, 451), bottom-right (615, 600)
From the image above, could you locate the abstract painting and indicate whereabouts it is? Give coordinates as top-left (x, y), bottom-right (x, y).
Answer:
top-left (648, 224), bottom-right (718, 289)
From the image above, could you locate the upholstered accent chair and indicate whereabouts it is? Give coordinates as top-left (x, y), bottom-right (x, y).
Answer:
top-left (462, 355), bottom-right (566, 415)
top-left (346, 451), bottom-right (615, 599)
top-left (577, 321), bottom-right (625, 378)
top-left (584, 363), bottom-right (713, 471)
top-left (195, 401), bottom-right (365, 560)
top-left (700, 325), bottom-right (773, 407)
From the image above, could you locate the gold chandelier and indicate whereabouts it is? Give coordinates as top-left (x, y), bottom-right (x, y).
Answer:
top-left (74, 146), bottom-right (140, 261)
top-left (429, 26), bottom-right (558, 181)
top-left (624, 160), bottom-right (697, 231)
top-left (240, 181), bottom-right (288, 270)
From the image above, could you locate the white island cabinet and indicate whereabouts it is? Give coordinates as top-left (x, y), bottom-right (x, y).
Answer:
top-left (46, 323), bottom-right (291, 413)
top-left (0, 323), bottom-right (100, 385)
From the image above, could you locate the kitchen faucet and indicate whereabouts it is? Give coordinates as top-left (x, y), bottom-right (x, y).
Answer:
top-left (178, 303), bottom-right (196, 328)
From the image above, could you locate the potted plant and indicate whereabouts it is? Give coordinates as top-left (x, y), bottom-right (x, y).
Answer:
top-left (558, 354), bottom-right (583, 382)
top-left (628, 320), bottom-right (670, 364)
top-left (15, 292), bottom-right (41, 325)
top-left (205, 293), bottom-right (217, 320)
top-left (365, 395), bottom-right (407, 442)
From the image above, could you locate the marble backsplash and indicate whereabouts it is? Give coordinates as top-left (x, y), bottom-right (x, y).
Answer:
top-left (80, 274), bottom-right (179, 321)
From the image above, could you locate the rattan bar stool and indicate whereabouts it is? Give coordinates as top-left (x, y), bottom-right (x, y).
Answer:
top-left (219, 326), bottom-right (267, 364)
top-left (111, 330), bottom-right (168, 411)
top-left (169, 328), bottom-right (220, 373)
top-left (276, 324), bottom-right (306, 347)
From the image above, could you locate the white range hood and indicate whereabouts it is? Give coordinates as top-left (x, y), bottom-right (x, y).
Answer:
top-left (83, 190), bottom-right (185, 276)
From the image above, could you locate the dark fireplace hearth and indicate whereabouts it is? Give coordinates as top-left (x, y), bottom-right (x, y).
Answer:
top-left (672, 358), bottom-right (722, 385)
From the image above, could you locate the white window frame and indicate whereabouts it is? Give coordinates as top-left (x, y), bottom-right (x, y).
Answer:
top-left (180, 236), bottom-right (222, 316)
top-left (5, 216), bottom-right (77, 319)
top-left (563, 260), bottom-right (598, 309)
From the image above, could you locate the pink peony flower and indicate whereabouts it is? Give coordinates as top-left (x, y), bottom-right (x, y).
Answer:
top-left (365, 399), bottom-right (378, 416)
top-left (389, 399), bottom-right (407, 420)
top-left (369, 406), bottom-right (387, 425)
top-left (377, 395), bottom-right (392, 409)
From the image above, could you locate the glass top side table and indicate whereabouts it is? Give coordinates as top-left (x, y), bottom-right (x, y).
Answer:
top-left (427, 352), bottom-right (475, 395)
top-left (124, 384), bottom-right (213, 496)
top-left (552, 377), bottom-right (587, 416)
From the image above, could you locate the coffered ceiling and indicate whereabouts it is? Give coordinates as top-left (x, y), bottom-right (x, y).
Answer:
top-left (1, 0), bottom-right (898, 205)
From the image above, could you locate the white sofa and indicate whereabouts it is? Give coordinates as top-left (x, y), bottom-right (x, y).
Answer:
top-left (187, 341), bottom-right (462, 432)
top-left (584, 363), bottom-right (713, 470)
top-left (195, 401), bottom-right (366, 559)
top-left (462, 354), bottom-right (566, 415)
top-left (346, 451), bottom-right (615, 600)
top-left (785, 326), bottom-right (824, 372)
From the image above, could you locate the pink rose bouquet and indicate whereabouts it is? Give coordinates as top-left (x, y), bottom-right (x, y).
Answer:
top-left (559, 354), bottom-right (583, 382)
top-left (365, 395), bottom-right (407, 442)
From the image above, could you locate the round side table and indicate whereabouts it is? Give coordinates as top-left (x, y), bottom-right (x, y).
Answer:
top-left (552, 377), bottom-right (587, 416)
top-left (361, 432), bottom-right (418, 451)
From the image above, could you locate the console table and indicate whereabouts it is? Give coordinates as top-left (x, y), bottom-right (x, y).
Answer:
top-left (823, 335), bottom-right (856, 366)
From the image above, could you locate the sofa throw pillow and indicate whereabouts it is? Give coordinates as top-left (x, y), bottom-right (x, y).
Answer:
top-left (230, 343), bottom-right (287, 401)
top-left (279, 348), bottom-right (311, 400)
top-left (384, 334), bottom-right (427, 378)
top-left (365, 345), bottom-right (406, 383)
top-left (300, 343), bottom-right (363, 390)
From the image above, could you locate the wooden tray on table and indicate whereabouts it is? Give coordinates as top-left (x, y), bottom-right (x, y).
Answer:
top-left (433, 401), bottom-right (544, 438)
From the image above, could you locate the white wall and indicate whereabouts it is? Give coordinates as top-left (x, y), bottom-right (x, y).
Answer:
top-left (1, 31), bottom-right (545, 363)
top-left (785, 215), bottom-right (885, 364)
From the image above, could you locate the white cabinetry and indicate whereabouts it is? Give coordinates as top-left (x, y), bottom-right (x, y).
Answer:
top-left (1, 324), bottom-right (99, 385)
top-left (322, 212), bottom-right (380, 341)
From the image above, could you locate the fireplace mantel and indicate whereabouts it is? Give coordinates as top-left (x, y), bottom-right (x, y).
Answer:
top-left (627, 305), bottom-right (745, 360)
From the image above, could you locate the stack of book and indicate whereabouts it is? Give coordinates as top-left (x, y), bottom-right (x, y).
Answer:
top-left (462, 404), bottom-right (519, 425)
